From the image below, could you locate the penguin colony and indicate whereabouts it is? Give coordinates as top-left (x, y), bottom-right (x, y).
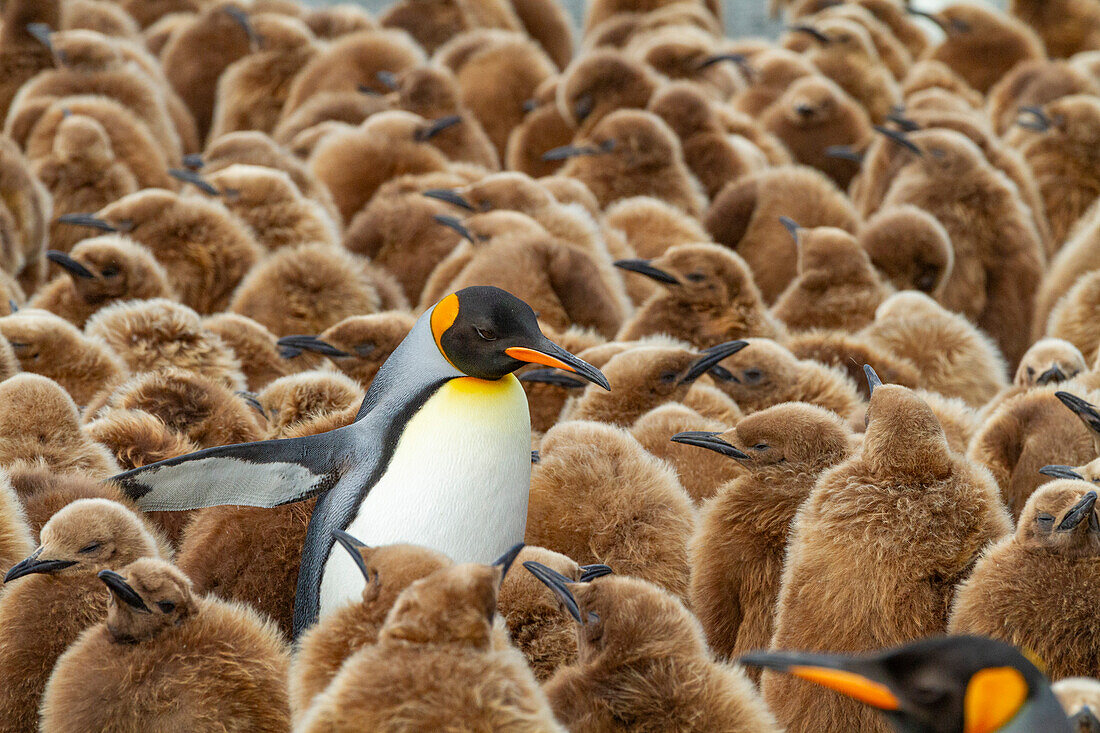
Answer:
top-left (3, 0), bottom-right (1100, 730)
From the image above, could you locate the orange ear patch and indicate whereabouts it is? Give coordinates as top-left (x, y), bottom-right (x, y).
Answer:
top-left (431, 294), bottom-right (460, 364)
top-left (963, 667), bottom-right (1027, 733)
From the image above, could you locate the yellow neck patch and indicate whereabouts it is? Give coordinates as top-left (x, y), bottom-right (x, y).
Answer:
top-left (963, 667), bottom-right (1027, 733)
top-left (430, 293), bottom-right (460, 367)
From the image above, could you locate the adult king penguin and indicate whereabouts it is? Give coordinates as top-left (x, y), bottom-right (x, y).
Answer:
top-left (110, 286), bottom-right (609, 635)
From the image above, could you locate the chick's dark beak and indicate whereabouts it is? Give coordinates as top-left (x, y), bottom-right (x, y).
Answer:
top-left (1039, 465), bottom-right (1085, 481)
top-left (671, 431), bottom-right (750, 460)
top-left (1056, 392), bottom-right (1100, 435)
top-left (788, 25), bottom-right (832, 44)
top-left (416, 115), bottom-right (462, 142)
top-left (679, 341), bottom-right (750, 385)
top-left (57, 213), bottom-right (118, 232)
top-left (579, 564), bottom-right (614, 581)
top-left (97, 569), bottom-right (152, 613)
top-left (505, 337), bottom-right (609, 391)
top-left (1037, 365), bottom-right (1067, 385)
top-left (1058, 491), bottom-right (1098, 531)
top-left (5, 548), bottom-right (77, 583)
top-left (46, 250), bottom-right (95, 279)
top-left (332, 529), bottom-right (372, 582)
top-left (739, 650), bottom-right (901, 711)
top-left (433, 215), bottom-right (476, 243)
top-left (276, 335), bottom-right (350, 360)
top-left (613, 259), bottom-right (679, 284)
top-left (493, 542), bottom-right (525, 583)
top-left (169, 168), bottom-right (221, 196)
top-left (524, 561), bottom-right (586, 624)
top-left (422, 189), bottom-right (475, 211)
top-left (541, 141), bottom-right (613, 161)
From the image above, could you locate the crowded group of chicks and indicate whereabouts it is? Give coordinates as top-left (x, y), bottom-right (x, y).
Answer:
top-left (2, 0), bottom-right (1100, 729)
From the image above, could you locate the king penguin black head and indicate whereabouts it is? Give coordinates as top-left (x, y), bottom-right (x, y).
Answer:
top-left (430, 286), bottom-right (609, 390)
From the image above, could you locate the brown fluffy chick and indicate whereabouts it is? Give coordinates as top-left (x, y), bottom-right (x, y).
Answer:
top-left (508, 83), bottom-right (576, 175)
top-left (10, 28), bottom-right (185, 160)
top-left (0, 308), bottom-right (125, 406)
top-left (84, 409), bottom-right (199, 472)
top-left (159, 3), bottom-right (257, 140)
top-left (687, 403), bottom-right (852, 678)
top-left (901, 59), bottom-right (984, 108)
top-left (858, 204), bottom-right (954, 298)
top-left (762, 377), bottom-right (1012, 733)
top-left (0, 499), bottom-right (162, 733)
top-left (19, 96), bottom-right (174, 191)
top-left (40, 557), bottom-right (290, 731)
top-left (988, 59), bottom-right (1100, 136)
top-left (1016, 338), bottom-right (1088, 389)
top-left (229, 243), bottom-right (393, 338)
top-left (201, 313), bottom-right (295, 392)
top-left (532, 571), bottom-right (781, 732)
top-left (709, 337), bottom-right (865, 421)
top-left (731, 48), bottom-right (817, 117)
top-left (84, 299), bottom-right (245, 391)
top-left (208, 12), bottom-right (318, 140)
top-left (257, 371), bottom-right (363, 438)
top-left (378, 0), bottom-right (521, 55)
top-left (202, 163), bottom-right (339, 250)
top-left (30, 236), bottom-right (175, 328)
top-left (0, 135), bottom-right (50, 295)
top-left (3, 462), bottom-right (142, 538)
top-left (763, 74), bottom-right (872, 189)
top-left (341, 168), bottom-right (477, 301)
top-left (562, 338), bottom-right (746, 427)
top-left (0, 0), bottom-right (61, 121)
top-left (175, 494), bottom-right (315, 637)
top-left (437, 29), bottom-right (558, 160)
top-left (284, 28), bottom-right (425, 114)
top-left (949, 480), bottom-right (1100, 679)
top-left (791, 16), bottom-right (900, 123)
top-left (199, 130), bottom-right (339, 223)
top-left (527, 420), bottom-right (695, 600)
top-left (298, 548), bottom-right (564, 733)
top-left (62, 189), bottom-right (262, 314)
top-left (816, 3), bottom-right (914, 80)
top-left (302, 3), bottom-right (376, 39)
top-left (879, 128), bottom-right (1044, 366)
top-left (0, 472), bottom-right (33, 583)
top-left (498, 546), bottom-right (594, 683)
top-left (1010, 94), bottom-right (1100, 253)
top-left (420, 210), bottom-right (626, 338)
top-left (647, 82), bottom-right (771, 200)
top-left (969, 387), bottom-right (1099, 519)
top-left (772, 225), bottom-right (891, 334)
top-left (630, 403), bottom-right (741, 504)
top-left (383, 64), bottom-right (501, 170)
top-left (786, 329), bottom-right (923, 402)
top-left (290, 540), bottom-right (452, 720)
top-left (28, 113), bottom-right (138, 254)
top-left (1045, 267), bottom-right (1100, 363)
top-left (92, 368), bottom-right (265, 449)
top-left (628, 26), bottom-right (746, 99)
top-left (309, 110), bottom-right (455, 223)
top-left (554, 109), bottom-right (706, 216)
top-left (861, 291), bottom-right (1010, 408)
top-left (616, 244), bottom-right (784, 348)
top-left (919, 3), bottom-right (1046, 94)
top-left (601, 194), bottom-right (711, 268)
top-left (1012, 0), bottom-right (1100, 58)
top-left (276, 311), bottom-right (416, 390)
top-left (705, 165), bottom-right (859, 303)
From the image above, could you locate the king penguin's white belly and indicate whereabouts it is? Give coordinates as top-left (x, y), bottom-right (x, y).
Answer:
top-left (319, 374), bottom-right (531, 617)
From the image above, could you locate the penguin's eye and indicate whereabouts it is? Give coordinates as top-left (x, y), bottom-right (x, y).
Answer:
top-left (685, 272), bottom-right (706, 282)
top-left (742, 368), bottom-right (764, 384)
top-left (753, 444), bottom-right (769, 451)
top-left (1026, 367), bottom-right (1035, 379)
top-left (1037, 513), bottom-right (1055, 525)
top-left (354, 343), bottom-right (376, 357)
top-left (156, 601), bottom-right (176, 613)
top-left (100, 265), bottom-right (119, 277)
top-left (79, 542), bottom-right (101, 554)
top-left (660, 371), bottom-right (678, 383)
top-left (474, 327), bottom-right (496, 341)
